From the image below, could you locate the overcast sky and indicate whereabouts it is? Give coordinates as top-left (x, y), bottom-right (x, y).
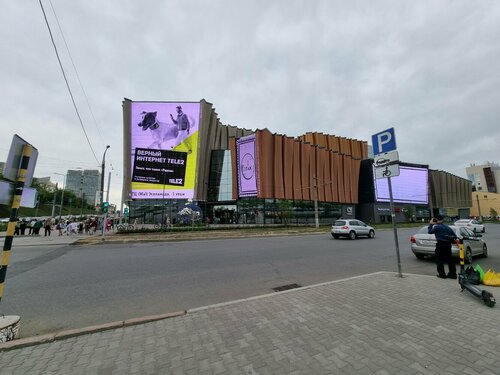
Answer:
top-left (2, 1), bottom-right (499, 207)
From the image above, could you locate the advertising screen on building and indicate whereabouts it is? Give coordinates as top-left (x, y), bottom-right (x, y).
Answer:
top-left (237, 134), bottom-right (258, 197)
top-left (374, 165), bottom-right (429, 204)
top-left (130, 102), bottom-right (200, 199)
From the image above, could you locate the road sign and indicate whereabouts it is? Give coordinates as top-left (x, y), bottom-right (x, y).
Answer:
top-left (372, 128), bottom-right (396, 155)
top-left (374, 150), bottom-right (399, 167)
top-left (3, 135), bottom-right (38, 186)
top-left (374, 151), bottom-right (400, 179)
top-left (375, 163), bottom-right (400, 179)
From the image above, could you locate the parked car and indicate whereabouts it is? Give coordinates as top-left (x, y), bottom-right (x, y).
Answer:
top-left (454, 219), bottom-right (485, 233)
top-left (410, 225), bottom-right (487, 264)
top-left (331, 219), bottom-right (375, 240)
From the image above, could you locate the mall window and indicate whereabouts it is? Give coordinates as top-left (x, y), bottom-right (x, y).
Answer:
top-left (208, 150), bottom-right (233, 202)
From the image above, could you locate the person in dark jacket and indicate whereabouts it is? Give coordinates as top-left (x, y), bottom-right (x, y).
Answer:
top-left (428, 215), bottom-right (457, 279)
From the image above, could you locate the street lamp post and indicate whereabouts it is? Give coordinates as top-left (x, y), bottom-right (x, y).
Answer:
top-left (54, 172), bottom-right (67, 220)
top-left (100, 145), bottom-right (110, 239)
top-left (100, 145), bottom-right (110, 211)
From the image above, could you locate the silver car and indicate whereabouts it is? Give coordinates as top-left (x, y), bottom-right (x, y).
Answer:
top-left (331, 219), bottom-right (375, 240)
top-left (454, 219), bottom-right (485, 233)
top-left (410, 225), bottom-right (487, 264)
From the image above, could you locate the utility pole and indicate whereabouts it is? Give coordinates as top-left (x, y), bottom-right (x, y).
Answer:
top-left (101, 171), bottom-right (111, 241)
top-left (51, 183), bottom-right (58, 218)
top-left (80, 172), bottom-right (84, 217)
top-left (476, 194), bottom-right (482, 218)
top-left (313, 175), bottom-right (319, 228)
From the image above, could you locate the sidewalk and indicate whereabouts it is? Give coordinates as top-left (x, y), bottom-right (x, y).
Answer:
top-left (1, 272), bottom-right (499, 374)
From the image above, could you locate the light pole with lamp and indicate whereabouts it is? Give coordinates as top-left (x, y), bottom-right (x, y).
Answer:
top-left (54, 172), bottom-right (67, 220)
top-left (100, 145), bottom-right (110, 238)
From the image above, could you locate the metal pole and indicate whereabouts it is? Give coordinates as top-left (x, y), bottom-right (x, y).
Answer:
top-left (101, 171), bottom-right (111, 241)
top-left (313, 175), bottom-right (319, 228)
top-left (59, 174), bottom-right (66, 219)
top-left (51, 183), bottom-right (58, 218)
top-left (100, 145), bottom-right (110, 237)
top-left (1, 144), bottom-right (32, 303)
top-left (388, 177), bottom-right (403, 277)
top-left (476, 194), bottom-right (482, 218)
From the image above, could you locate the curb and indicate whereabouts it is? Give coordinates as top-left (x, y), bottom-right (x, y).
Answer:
top-left (0, 310), bottom-right (185, 352)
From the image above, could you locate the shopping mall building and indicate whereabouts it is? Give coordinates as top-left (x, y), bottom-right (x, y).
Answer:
top-left (122, 99), bottom-right (472, 225)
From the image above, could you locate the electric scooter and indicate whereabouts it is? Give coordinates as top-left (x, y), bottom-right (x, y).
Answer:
top-left (457, 238), bottom-right (495, 307)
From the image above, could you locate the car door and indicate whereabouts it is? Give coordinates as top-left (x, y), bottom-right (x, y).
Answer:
top-left (461, 227), bottom-right (482, 255)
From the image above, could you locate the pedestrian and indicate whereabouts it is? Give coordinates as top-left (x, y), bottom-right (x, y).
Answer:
top-left (165, 215), bottom-right (171, 229)
top-left (34, 219), bottom-right (43, 235)
top-left (20, 220), bottom-right (27, 235)
top-left (44, 217), bottom-right (52, 236)
top-left (428, 215), bottom-right (457, 279)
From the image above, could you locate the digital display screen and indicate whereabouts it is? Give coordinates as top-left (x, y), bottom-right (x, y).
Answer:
top-left (130, 102), bottom-right (200, 199)
top-left (374, 165), bottom-right (428, 204)
top-left (237, 135), bottom-right (258, 197)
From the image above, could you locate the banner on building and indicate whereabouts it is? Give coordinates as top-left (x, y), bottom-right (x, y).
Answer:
top-left (237, 134), bottom-right (258, 197)
top-left (129, 102), bottom-right (200, 199)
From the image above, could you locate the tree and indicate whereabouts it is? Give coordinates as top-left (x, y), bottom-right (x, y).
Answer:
top-left (490, 208), bottom-right (498, 218)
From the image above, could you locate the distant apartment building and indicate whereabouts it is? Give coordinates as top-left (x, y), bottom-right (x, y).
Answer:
top-left (466, 162), bottom-right (500, 193)
top-left (66, 169), bottom-right (101, 205)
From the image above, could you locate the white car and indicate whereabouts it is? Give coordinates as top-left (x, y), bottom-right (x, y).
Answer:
top-left (454, 219), bottom-right (485, 233)
top-left (331, 219), bottom-right (375, 240)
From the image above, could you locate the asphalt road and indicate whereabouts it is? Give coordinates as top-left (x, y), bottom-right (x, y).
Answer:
top-left (2, 224), bottom-right (500, 337)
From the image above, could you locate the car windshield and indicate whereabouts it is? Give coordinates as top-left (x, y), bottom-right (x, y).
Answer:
top-left (455, 220), bottom-right (468, 224)
top-left (335, 221), bottom-right (346, 226)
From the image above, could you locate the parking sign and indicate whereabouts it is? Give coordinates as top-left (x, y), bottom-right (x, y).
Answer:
top-left (372, 128), bottom-right (396, 155)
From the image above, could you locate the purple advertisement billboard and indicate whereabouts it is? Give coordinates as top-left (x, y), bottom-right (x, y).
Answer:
top-left (237, 135), bottom-right (258, 197)
top-left (130, 102), bottom-right (200, 199)
top-left (374, 166), bottom-right (429, 204)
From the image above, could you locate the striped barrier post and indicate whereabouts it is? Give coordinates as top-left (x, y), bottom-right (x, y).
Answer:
top-left (0, 143), bottom-right (32, 303)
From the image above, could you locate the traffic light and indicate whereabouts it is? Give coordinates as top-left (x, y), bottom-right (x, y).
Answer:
top-left (124, 207), bottom-right (129, 216)
top-left (103, 202), bottom-right (109, 213)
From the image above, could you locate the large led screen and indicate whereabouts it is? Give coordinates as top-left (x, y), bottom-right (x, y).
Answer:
top-left (374, 165), bottom-right (428, 204)
top-left (130, 102), bottom-right (200, 199)
top-left (237, 134), bottom-right (258, 197)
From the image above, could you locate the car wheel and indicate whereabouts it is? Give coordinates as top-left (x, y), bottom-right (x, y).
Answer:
top-left (349, 231), bottom-right (356, 240)
top-left (368, 230), bottom-right (375, 239)
top-left (415, 254), bottom-right (425, 260)
top-left (482, 244), bottom-right (488, 258)
top-left (465, 248), bottom-right (473, 264)
top-left (482, 227), bottom-right (485, 233)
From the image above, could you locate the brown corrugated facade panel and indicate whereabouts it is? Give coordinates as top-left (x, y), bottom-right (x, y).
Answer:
top-left (229, 137), bottom-right (238, 200)
top-left (303, 133), bottom-right (315, 144)
top-left (301, 143), bottom-right (311, 201)
top-left (361, 141), bottom-right (368, 159)
top-left (309, 145), bottom-right (316, 201)
top-left (324, 150), bottom-right (333, 202)
top-left (338, 137), bottom-right (349, 156)
top-left (256, 129), bottom-right (275, 198)
top-left (283, 137), bottom-right (294, 199)
top-left (328, 135), bottom-right (340, 153)
top-left (293, 140), bottom-right (303, 200)
top-left (342, 156), bottom-right (351, 203)
top-left (336, 155), bottom-right (346, 202)
top-left (350, 159), bottom-right (361, 203)
top-left (330, 153), bottom-right (339, 202)
top-left (274, 135), bottom-right (285, 199)
top-left (351, 140), bottom-right (362, 159)
top-left (316, 148), bottom-right (326, 202)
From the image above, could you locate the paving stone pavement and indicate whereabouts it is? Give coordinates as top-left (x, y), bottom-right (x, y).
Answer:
top-left (1, 272), bottom-right (499, 374)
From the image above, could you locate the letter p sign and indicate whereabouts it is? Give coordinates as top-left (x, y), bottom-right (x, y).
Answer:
top-left (372, 128), bottom-right (397, 155)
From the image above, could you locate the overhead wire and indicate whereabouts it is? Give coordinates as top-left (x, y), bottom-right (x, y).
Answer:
top-left (47, 0), bottom-right (115, 172)
top-left (38, 0), bottom-right (99, 165)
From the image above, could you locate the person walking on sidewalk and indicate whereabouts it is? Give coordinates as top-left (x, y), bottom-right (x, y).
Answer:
top-left (44, 217), bottom-right (52, 236)
top-left (428, 214), bottom-right (457, 279)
